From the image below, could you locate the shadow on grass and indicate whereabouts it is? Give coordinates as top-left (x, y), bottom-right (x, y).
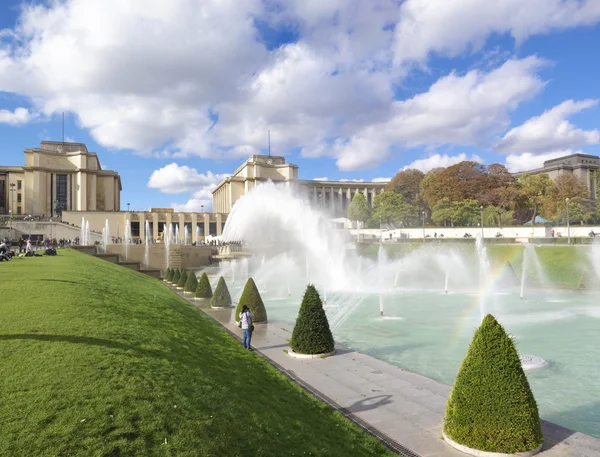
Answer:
top-left (0, 334), bottom-right (171, 360)
top-left (39, 279), bottom-right (84, 285)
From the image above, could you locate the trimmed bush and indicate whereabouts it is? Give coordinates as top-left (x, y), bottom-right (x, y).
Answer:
top-left (177, 270), bottom-right (188, 288)
top-left (443, 314), bottom-right (542, 453)
top-left (211, 276), bottom-right (232, 308)
top-left (290, 285), bottom-right (334, 355)
top-left (235, 278), bottom-right (267, 323)
top-left (195, 272), bottom-right (213, 299)
top-left (165, 268), bottom-right (172, 282)
top-left (172, 269), bottom-right (181, 285)
top-left (184, 271), bottom-right (198, 292)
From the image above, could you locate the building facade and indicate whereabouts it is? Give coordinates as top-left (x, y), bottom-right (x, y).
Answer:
top-left (515, 153), bottom-right (599, 199)
top-left (0, 141), bottom-right (122, 216)
top-left (212, 154), bottom-right (389, 215)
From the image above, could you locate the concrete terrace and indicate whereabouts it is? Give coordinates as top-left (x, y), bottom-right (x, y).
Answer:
top-left (173, 288), bottom-right (600, 457)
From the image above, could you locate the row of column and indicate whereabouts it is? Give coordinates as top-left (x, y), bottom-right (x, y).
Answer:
top-left (133, 212), bottom-right (224, 242)
top-left (309, 186), bottom-right (382, 210)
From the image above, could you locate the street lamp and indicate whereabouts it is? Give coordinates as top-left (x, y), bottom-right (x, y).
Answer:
top-left (127, 202), bottom-right (130, 212)
top-left (28, 214), bottom-right (32, 240)
top-left (201, 204), bottom-right (204, 213)
top-left (9, 182), bottom-right (16, 214)
top-left (422, 211), bottom-right (426, 240)
top-left (9, 210), bottom-right (12, 242)
top-left (565, 198), bottom-right (570, 244)
top-left (480, 205), bottom-right (484, 239)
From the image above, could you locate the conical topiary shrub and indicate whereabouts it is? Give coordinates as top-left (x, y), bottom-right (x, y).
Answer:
top-left (290, 285), bottom-right (334, 355)
top-left (177, 269), bottom-right (188, 288)
top-left (235, 278), bottom-right (267, 323)
top-left (195, 272), bottom-right (213, 299)
top-left (172, 269), bottom-right (181, 285)
top-left (184, 271), bottom-right (198, 293)
top-left (210, 276), bottom-right (232, 308)
top-left (165, 268), bottom-right (171, 282)
top-left (443, 314), bottom-right (542, 455)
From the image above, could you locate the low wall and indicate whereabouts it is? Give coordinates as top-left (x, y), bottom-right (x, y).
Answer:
top-left (1, 221), bottom-right (103, 242)
top-left (104, 244), bottom-right (213, 272)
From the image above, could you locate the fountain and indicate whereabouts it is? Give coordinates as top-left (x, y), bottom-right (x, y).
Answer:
top-left (184, 225), bottom-right (189, 245)
top-left (164, 223), bottom-right (170, 270)
top-left (85, 220), bottom-right (90, 246)
top-left (144, 220), bottom-right (150, 268)
top-left (175, 225), bottom-right (180, 245)
top-left (124, 219), bottom-right (131, 260)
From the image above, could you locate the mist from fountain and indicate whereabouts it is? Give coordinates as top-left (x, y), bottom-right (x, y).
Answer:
top-left (164, 223), bottom-right (170, 270)
top-left (184, 226), bottom-right (189, 245)
top-left (144, 220), bottom-right (150, 268)
top-left (592, 239), bottom-right (600, 281)
top-left (124, 219), bottom-right (131, 260)
top-left (85, 221), bottom-right (90, 247)
top-left (175, 225), bottom-right (180, 245)
top-left (475, 236), bottom-right (491, 321)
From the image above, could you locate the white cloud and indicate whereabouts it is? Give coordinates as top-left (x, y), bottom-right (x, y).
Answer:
top-left (372, 177), bottom-right (391, 182)
top-left (403, 153), bottom-right (483, 173)
top-left (313, 177), bottom-right (328, 181)
top-left (497, 99), bottom-right (600, 153)
top-left (0, 107), bottom-right (35, 125)
top-left (147, 163), bottom-right (228, 194)
top-left (504, 150), bottom-right (579, 173)
top-left (308, 57), bottom-right (546, 170)
top-left (393, 0), bottom-right (600, 67)
top-left (171, 197), bottom-right (213, 213)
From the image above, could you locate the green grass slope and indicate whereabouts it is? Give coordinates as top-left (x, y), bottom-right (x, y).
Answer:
top-left (0, 250), bottom-right (393, 457)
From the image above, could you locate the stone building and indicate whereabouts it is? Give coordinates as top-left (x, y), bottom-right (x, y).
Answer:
top-left (212, 154), bottom-right (389, 216)
top-left (0, 141), bottom-right (121, 216)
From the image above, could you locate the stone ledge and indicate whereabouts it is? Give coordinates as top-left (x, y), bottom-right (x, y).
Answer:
top-left (287, 349), bottom-right (336, 359)
top-left (442, 431), bottom-right (543, 457)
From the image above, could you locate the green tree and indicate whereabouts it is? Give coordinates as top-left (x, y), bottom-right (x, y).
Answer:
top-left (452, 199), bottom-right (480, 226)
top-left (211, 276), bottom-right (232, 308)
top-left (290, 285), bottom-right (334, 355)
top-left (177, 269), bottom-right (188, 288)
top-left (235, 278), bottom-right (267, 323)
top-left (195, 272), bottom-right (213, 299)
top-left (483, 206), bottom-right (514, 228)
top-left (444, 314), bottom-right (542, 453)
top-left (347, 193), bottom-right (370, 223)
top-left (431, 198), bottom-right (456, 226)
top-left (517, 173), bottom-right (553, 225)
top-left (371, 191), bottom-right (416, 226)
top-left (546, 174), bottom-right (592, 223)
top-left (385, 169), bottom-right (424, 206)
top-left (172, 269), bottom-right (181, 285)
top-left (184, 270), bottom-right (198, 293)
top-left (165, 268), bottom-right (172, 282)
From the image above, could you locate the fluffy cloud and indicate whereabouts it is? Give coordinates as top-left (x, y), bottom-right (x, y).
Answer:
top-left (393, 0), bottom-right (600, 67)
top-left (0, 107), bottom-right (35, 125)
top-left (497, 99), bottom-right (600, 153)
top-left (403, 153), bottom-right (483, 173)
top-left (504, 150), bottom-right (580, 173)
top-left (311, 57), bottom-right (546, 170)
top-left (0, 0), bottom-right (598, 170)
top-left (313, 177), bottom-right (329, 181)
top-left (147, 163), bottom-right (228, 194)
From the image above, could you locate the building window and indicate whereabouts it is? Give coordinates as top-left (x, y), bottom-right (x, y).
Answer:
top-left (197, 222), bottom-right (205, 236)
top-left (17, 193), bottom-right (22, 203)
top-left (56, 174), bottom-right (68, 212)
top-left (17, 180), bottom-right (22, 190)
top-left (131, 221), bottom-right (140, 237)
top-left (209, 222), bottom-right (217, 236)
top-left (17, 206), bottom-right (22, 215)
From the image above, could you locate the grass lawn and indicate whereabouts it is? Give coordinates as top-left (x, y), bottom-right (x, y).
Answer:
top-left (0, 249), bottom-right (395, 457)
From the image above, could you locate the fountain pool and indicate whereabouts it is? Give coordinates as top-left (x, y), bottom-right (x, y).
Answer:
top-left (218, 182), bottom-right (600, 438)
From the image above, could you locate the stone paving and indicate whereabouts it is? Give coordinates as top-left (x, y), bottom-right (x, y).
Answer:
top-left (177, 291), bottom-right (600, 457)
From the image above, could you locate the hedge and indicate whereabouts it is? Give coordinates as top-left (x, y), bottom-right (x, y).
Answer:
top-left (443, 314), bottom-right (542, 453)
top-left (211, 276), bottom-right (232, 308)
top-left (290, 284), bottom-right (334, 355)
top-left (184, 270), bottom-right (198, 292)
top-left (172, 269), bottom-right (181, 284)
top-left (235, 278), bottom-right (267, 323)
top-left (177, 269), bottom-right (188, 288)
top-left (195, 272), bottom-right (213, 299)
top-left (165, 268), bottom-right (173, 282)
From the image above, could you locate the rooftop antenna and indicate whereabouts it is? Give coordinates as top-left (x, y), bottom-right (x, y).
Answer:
top-left (268, 129), bottom-right (271, 157)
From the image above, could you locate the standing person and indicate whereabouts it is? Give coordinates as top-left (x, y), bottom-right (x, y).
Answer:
top-left (239, 305), bottom-right (255, 351)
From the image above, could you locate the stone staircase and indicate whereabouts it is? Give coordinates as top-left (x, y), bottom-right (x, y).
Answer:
top-left (71, 246), bottom-right (162, 279)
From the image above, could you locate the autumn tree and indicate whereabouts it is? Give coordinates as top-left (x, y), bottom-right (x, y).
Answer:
top-left (517, 173), bottom-right (553, 225)
top-left (347, 193), bottom-right (370, 223)
top-left (546, 174), bottom-right (592, 223)
top-left (386, 169), bottom-right (424, 206)
top-left (371, 191), bottom-right (416, 226)
top-left (420, 168), bottom-right (462, 209)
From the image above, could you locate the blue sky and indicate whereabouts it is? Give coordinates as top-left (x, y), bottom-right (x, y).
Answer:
top-left (1, 0), bottom-right (600, 211)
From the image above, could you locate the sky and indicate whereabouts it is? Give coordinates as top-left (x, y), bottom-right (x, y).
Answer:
top-left (1, 0), bottom-right (600, 212)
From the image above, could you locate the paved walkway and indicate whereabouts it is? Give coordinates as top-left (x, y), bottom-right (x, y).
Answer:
top-left (175, 289), bottom-right (600, 457)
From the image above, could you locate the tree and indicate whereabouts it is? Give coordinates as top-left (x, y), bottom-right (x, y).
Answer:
top-left (371, 191), bottom-right (416, 226)
top-left (431, 198), bottom-right (456, 226)
top-left (483, 206), bottom-right (514, 228)
top-left (211, 276), bottom-right (232, 308)
top-left (546, 174), bottom-right (592, 223)
top-left (195, 272), bottom-right (213, 299)
top-left (165, 268), bottom-right (172, 282)
top-left (184, 270), bottom-right (198, 293)
top-left (172, 269), bottom-right (181, 285)
top-left (421, 168), bottom-right (462, 209)
top-left (177, 269), bottom-right (188, 288)
top-left (517, 173), bottom-right (553, 225)
top-left (347, 193), bottom-right (371, 222)
top-left (235, 278), bottom-right (267, 323)
top-left (444, 314), bottom-right (542, 453)
top-left (290, 285), bottom-right (334, 355)
top-left (452, 199), bottom-right (480, 226)
top-left (385, 169), bottom-right (424, 206)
